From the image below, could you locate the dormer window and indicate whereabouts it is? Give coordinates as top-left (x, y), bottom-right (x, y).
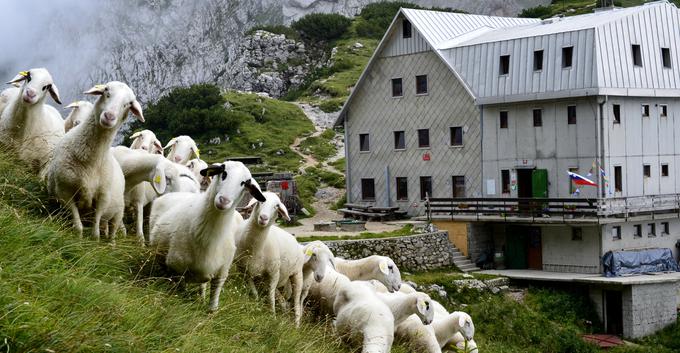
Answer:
top-left (632, 44), bottom-right (642, 67)
top-left (403, 19), bottom-right (412, 38)
top-left (562, 47), bottom-right (573, 68)
top-left (499, 55), bottom-right (510, 75)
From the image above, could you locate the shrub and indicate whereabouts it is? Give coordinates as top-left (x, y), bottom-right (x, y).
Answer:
top-left (291, 13), bottom-right (351, 42)
top-left (356, 1), bottom-right (423, 38)
top-left (128, 84), bottom-right (242, 143)
top-left (519, 5), bottom-right (553, 18)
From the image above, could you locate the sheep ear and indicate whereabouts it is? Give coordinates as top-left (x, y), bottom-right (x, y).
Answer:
top-left (416, 298), bottom-right (428, 316)
top-left (65, 101), bottom-right (80, 109)
top-left (84, 84), bottom-right (106, 95)
top-left (151, 163), bottom-right (167, 195)
top-left (243, 178), bottom-right (266, 202)
top-left (379, 260), bottom-right (389, 275)
top-left (48, 84), bottom-right (62, 104)
top-left (241, 198), bottom-right (258, 215)
top-left (153, 139), bottom-right (163, 154)
top-left (6, 71), bottom-right (28, 85)
top-left (163, 137), bottom-right (178, 150)
top-left (130, 100), bottom-right (144, 122)
top-left (191, 144), bottom-right (200, 159)
top-left (458, 314), bottom-right (467, 329)
top-left (130, 131), bottom-right (142, 139)
top-left (277, 202), bottom-right (291, 221)
top-left (303, 246), bottom-right (315, 263)
top-left (200, 164), bottom-right (225, 177)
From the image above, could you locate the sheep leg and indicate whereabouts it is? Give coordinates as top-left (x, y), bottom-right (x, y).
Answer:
top-left (68, 202), bottom-right (83, 238)
top-left (110, 211), bottom-right (123, 245)
top-left (268, 271), bottom-right (280, 315)
top-left (92, 207), bottom-right (103, 241)
top-left (199, 283), bottom-right (207, 301)
top-left (291, 273), bottom-right (303, 327)
top-left (208, 276), bottom-right (227, 312)
top-left (135, 201), bottom-right (144, 244)
top-left (247, 278), bottom-right (259, 299)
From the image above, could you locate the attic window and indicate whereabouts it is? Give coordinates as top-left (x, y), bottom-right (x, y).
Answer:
top-left (562, 47), bottom-right (573, 68)
top-left (499, 55), bottom-right (510, 75)
top-left (403, 19), bottom-right (412, 38)
top-left (662, 48), bottom-right (672, 68)
top-left (533, 50), bottom-right (544, 71)
top-left (632, 44), bottom-right (642, 67)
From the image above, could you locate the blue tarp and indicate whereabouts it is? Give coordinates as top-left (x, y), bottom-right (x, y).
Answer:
top-left (602, 248), bottom-right (679, 277)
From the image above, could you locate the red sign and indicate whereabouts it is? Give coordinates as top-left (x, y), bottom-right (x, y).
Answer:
top-left (281, 181), bottom-right (289, 190)
top-left (422, 152), bottom-right (431, 161)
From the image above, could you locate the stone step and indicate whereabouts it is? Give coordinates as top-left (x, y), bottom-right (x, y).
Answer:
top-left (457, 264), bottom-right (481, 272)
top-left (452, 255), bottom-right (468, 261)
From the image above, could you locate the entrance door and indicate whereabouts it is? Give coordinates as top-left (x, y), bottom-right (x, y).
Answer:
top-left (605, 290), bottom-right (623, 335)
top-left (527, 227), bottom-right (542, 270)
top-left (505, 226), bottom-right (528, 269)
top-left (516, 169), bottom-right (533, 197)
top-left (532, 169), bottom-right (549, 198)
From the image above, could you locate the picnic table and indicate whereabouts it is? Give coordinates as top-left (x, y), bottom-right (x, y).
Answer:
top-left (338, 204), bottom-right (407, 221)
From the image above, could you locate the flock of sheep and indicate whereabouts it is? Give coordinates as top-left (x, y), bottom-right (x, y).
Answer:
top-left (0, 68), bottom-right (477, 353)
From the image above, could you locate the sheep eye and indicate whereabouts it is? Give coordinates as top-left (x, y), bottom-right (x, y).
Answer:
top-left (221, 171), bottom-right (227, 180)
top-left (42, 85), bottom-right (49, 91)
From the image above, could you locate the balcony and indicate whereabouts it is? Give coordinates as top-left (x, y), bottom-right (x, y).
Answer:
top-left (425, 194), bottom-right (680, 224)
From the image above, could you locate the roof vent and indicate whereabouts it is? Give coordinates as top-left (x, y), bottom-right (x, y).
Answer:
top-left (541, 17), bottom-right (560, 24)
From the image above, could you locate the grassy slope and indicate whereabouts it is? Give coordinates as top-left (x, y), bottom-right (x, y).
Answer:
top-left (201, 91), bottom-right (314, 172)
top-left (0, 150), bottom-right (349, 353)
top-left (524, 0), bottom-right (680, 18)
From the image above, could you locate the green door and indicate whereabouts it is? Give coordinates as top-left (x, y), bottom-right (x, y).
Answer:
top-left (532, 169), bottom-right (549, 198)
top-left (505, 227), bottom-right (528, 269)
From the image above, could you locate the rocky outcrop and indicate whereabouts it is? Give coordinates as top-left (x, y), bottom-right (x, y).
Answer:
top-left (230, 31), bottom-right (326, 98)
top-left (283, 0), bottom-right (551, 23)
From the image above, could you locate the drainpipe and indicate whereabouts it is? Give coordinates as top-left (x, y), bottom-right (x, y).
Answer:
top-left (597, 95), bottom-right (608, 199)
top-left (344, 112), bottom-right (351, 203)
top-left (480, 104), bottom-right (484, 197)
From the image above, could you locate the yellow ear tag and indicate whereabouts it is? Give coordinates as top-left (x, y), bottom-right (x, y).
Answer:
top-left (195, 149), bottom-right (200, 158)
top-left (18, 71), bottom-right (29, 77)
top-left (417, 299), bottom-right (427, 313)
top-left (305, 248), bottom-right (314, 257)
top-left (154, 175), bottom-right (162, 184)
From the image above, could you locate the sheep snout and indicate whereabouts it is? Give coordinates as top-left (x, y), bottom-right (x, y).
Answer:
top-left (215, 195), bottom-right (232, 210)
top-left (101, 111), bottom-right (116, 128)
top-left (23, 88), bottom-right (36, 103)
top-left (258, 214), bottom-right (269, 226)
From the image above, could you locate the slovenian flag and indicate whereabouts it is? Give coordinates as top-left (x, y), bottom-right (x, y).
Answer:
top-left (568, 171), bottom-right (597, 186)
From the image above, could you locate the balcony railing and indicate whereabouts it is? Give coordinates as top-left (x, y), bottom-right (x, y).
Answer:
top-left (425, 194), bottom-right (680, 222)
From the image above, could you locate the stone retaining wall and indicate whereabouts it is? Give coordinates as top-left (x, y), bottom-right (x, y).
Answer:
top-left (323, 231), bottom-right (456, 272)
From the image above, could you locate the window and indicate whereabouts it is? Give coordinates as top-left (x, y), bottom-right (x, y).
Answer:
top-left (633, 224), bottom-right (642, 238)
top-left (647, 223), bottom-right (656, 237)
top-left (572, 227), bottom-right (583, 241)
top-left (632, 44), bottom-right (642, 67)
top-left (613, 104), bottom-right (621, 124)
top-left (533, 109), bottom-right (543, 127)
top-left (643, 164), bottom-right (651, 178)
top-left (569, 167), bottom-right (579, 194)
top-left (499, 111), bottom-right (508, 129)
top-left (359, 133), bottom-right (370, 152)
top-left (419, 176), bottom-right (432, 200)
top-left (393, 131), bottom-right (405, 150)
top-left (612, 226), bottom-right (621, 240)
top-left (662, 222), bottom-right (670, 235)
top-left (614, 166), bottom-right (622, 192)
top-left (391, 78), bottom-right (403, 97)
top-left (402, 19), bottom-right (412, 38)
top-left (450, 127), bottom-right (463, 146)
top-left (562, 46), bottom-right (573, 68)
top-left (452, 176), bottom-right (465, 197)
top-left (396, 177), bottom-right (408, 201)
top-left (642, 104), bottom-right (650, 117)
top-left (660, 105), bottom-right (668, 117)
top-left (662, 47), bottom-right (672, 68)
top-left (533, 50), bottom-right (544, 71)
top-left (361, 178), bottom-right (375, 200)
top-left (417, 129), bottom-right (430, 148)
top-left (662, 164), bottom-right (669, 177)
top-left (501, 169), bottom-right (511, 194)
top-left (567, 105), bottom-right (577, 125)
top-left (499, 55), bottom-right (510, 75)
top-left (415, 75), bottom-right (428, 95)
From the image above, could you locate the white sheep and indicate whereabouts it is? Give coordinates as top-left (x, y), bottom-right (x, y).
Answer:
top-left (0, 86), bottom-right (18, 116)
top-left (47, 82), bottom-right (144, 240)
top-left (164, 135), bottom-right (199, 164)
top-left (186, 158), bottom-right (210, 190)
top-left (396, 316), bottom-right (442, 353)
top-left (307, 264), bottom-right (353, 315)
top-left (0, 68), bottom-right (65, 173)
top-left (375, 291), bottom-right (434, 326)
top-left (234, 193), bottom-right (308, 326)
top-left (150, 161), bottom-right (265, 312)
top-left (299, 241), bottom-right (335, 309)
top-left (333, 281), bottom-right (395, 353)
top-left (335, 255), bottom-right (402, 292)
top-left (63, 101), bottom-right (93, 133)
top-left (130, 129), bottom-right (163, 155)
top-left (432, 310), bottom-right (476, 351)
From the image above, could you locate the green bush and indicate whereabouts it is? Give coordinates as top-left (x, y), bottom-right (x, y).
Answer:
top-left (519, 5), bottom-right (553, 18)
top-left (356, 1), bottom-right (423, 38)
top-left (128, 84), bottom-right (241, 143)
top-left (291, 13), bottom-right (351, 42)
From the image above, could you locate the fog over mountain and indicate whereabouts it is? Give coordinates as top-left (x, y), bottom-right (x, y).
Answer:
top-left (0, 0), bottom-right (547, 106)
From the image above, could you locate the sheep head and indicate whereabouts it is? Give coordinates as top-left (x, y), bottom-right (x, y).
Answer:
top-left (186, 158), bottom-right (209, 187)
top-left (377, 256), bottom-right (402, 292)
top-left (164, 135), bottom-right (199, 164)
top-left (453, 312), bottom-right (475, 341)
top-left (414, 292), bottom-right (435, 325)
top-left (7, 68), bottom-right (61, 105)
top-left (130, 129), bottom-right (158, 152)
top-left (84, 81), bottom-right (144, 129)
top-left (200, 161), bottom-right (265, 212)
top-left (303, 241), bottom-right (335, 283)
top-left (242, 191), bottom-right (290, 227)
top-left (64, 101), bottom-right (92, 132)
